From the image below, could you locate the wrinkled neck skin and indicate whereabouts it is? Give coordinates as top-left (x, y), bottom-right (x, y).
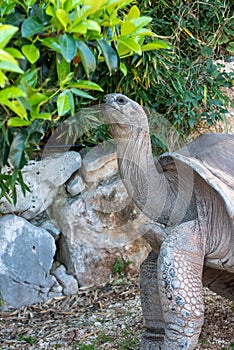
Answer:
top-left (112, 123), bottom-right (171, 224)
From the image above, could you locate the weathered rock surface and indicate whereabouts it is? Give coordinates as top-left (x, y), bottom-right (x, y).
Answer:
top-left (80, 143), bottom-right (118, 184)
top-left (0, 152), bottom-right (82, 219)
top-left (0, 215), bottom-right (57, 309)
top-left (52, 264), bottom-right (79, 296)
top-left (66, 173), bottom-right (86, 196)
top-left (48, 176), bottom-right (150, 287)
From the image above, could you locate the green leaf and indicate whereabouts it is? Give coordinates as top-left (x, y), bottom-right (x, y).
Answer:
top-left (71, 88), bottom-right (96, 99)
top-left (0, 48), bottom-right (18, 63)
top-left (56, 54), bottom-right (71, 85)
top-left (21, 17), bottom-right (45, 38)
top-left (67, 90), bottom-right (75, 115)
top-left (59, 34), bottom-right (76, 63)
top-left (82, 20), bottom-right (101, 32)
top-left (0, 61), bottom-right (23, 74)
top-left (40, 37), bottom-right (62, 53)
top-left (0, 25), bottom-right (18, 49)
top-left (118, 38), bottom-right (141, 55)
top-left (134, 16), bottom-right (152, 28)
top-left (127, 5), bottom-right (140, 19)
top-left (56, 9), bottom-right (71, 30)
top-left (31, 112), bottom-right (51, 120)
top-left (9, 133), bottom-right (27, 169)
top-left (64, 0), bottom-right (82, 11)
top-left (76, 41), bottom-right (96, 78)
top-left (29, 92), bottom-right (48, 106)
top-left (22, 44), bottom-right (40, 64)
top-left (0, 87), bottom-right (25, 100)
top-left (8, 100), bottom-right (27, 118)
top-left (227, 42), bottom-right (234, 54)
top-left (97, 39), bottom-right (118, 73)
top-left (21, 69), bottom-right (38, 87)
top-left (141, 40), bottom-right (171, 51)
top-left (68, 79), bottom-right (103, 91)
top-left (120, 62), bottom-right (127, 76)
top-left (5, 48), bottom-right (24, 59)
top-left (0, 70), bottom-right (6, 87)
top-left (57, 91), bottom-right (71, 116)
top-left (7, 117), bottom-right (31, 127)
top-left (121, 21), bottom-right (136, 36)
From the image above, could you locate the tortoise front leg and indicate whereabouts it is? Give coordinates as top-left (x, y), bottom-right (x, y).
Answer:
top-left (158, 220), bottom-right (205, 350)
top-left (140, 250), bottom-right (165, 350)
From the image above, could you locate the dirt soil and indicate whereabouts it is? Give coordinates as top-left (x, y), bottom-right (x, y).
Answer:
top-left (0, 275), bottom-right (233, 350)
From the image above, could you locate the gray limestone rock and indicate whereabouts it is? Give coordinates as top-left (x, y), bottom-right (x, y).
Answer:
top-left (0, 215), bottom-right (57, 309)
top-left (52, 264), bottom-right (79, 296)
top-left (48, 176), bottom-right (150, 287)
top-left (66, 174), bottom-right (86, 196)
top-left (0, 151), bottom-right (82, 219)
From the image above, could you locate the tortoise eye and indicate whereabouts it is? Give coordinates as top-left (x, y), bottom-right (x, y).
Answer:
top-left (116, 96), bottom-right (127, 105)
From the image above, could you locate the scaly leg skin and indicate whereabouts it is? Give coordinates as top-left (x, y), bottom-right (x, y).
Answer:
top-left (158, 220), bottom-right (205, 350)
top-left (140, 250), bottom-right (165, 350)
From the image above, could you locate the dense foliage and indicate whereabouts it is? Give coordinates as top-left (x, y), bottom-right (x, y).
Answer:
top-left (0, 0), bottom-right (234, 202)
top-left (0, 0), bottom-right (170, 202)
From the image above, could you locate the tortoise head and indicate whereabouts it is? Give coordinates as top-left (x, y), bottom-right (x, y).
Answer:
top-left (102, 93), bottom-right (149, 137)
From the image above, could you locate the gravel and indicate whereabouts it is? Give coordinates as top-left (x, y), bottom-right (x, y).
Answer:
top-left (0, 275), bottom-right (233, 350)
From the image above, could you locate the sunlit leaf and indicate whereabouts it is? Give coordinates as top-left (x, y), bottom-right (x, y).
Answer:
top-left (29, 92), bottom-right (48, 106)
top-left (134, 16), bottom-right (152, 28)
top-left (127, 5), bottom-right (140, 19)
top-left (0, 25), bottom-right (18, 49)
top-left (31, 112), bottom-right (51, 120)
top-left (141, 40), bottom-right (171, 51)
top-left (56, 9), bottom-right (71, 30)
top-left (22, 44), bottom-right (40, 64)
top-left (118, 37), bottom-right (141, 55)
top-left (0, 87), bottom-right (25, 99)
top-left (57, 91), bottom-right (71, 116)
top-left (0, 60), bottom-right (23, 74)
top-left (5, 48), bottom-right (24, 59)
top-left (7, 117), bottom-right (31, 127)
top-left (0, 49), bottom-right (18, 63)
top-left (82, 20), bottom-right (101, 32)
top-left (121, 21), bottom-right (136, 36)
top-left (120, 62), bottom-right (127, 76)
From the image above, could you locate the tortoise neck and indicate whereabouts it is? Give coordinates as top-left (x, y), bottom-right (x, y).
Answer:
top-left (115, 127), bottom-right (169, 222)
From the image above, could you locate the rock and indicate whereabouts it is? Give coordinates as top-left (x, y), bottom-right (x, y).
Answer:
top-left (66, 174), bottom-right (86, 196)
top-left (0, 151), bottom-right (82, 219)
top-left (80, 142), bottom-right (118, 184)
top-left (30, 212), bottom-right (61, 241)
top-left (0, 215), bottom-right (58, 310)
top-left (48, 176), bottom-right (150, 287)
top-left (52, 264), bottom-right (79, 296)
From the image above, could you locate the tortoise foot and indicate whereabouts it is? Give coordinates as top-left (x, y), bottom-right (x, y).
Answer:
top-left (140, 331), bottom-right (164, 350)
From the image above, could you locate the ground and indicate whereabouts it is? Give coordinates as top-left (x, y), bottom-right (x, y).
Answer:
top-left (0, 275), bottom-right (233, 350)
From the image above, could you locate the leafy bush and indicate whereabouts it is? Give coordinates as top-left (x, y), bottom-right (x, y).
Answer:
top-left (0, 0), bottom-right (170, 202)
top-left (112, 0), bottom-right (234, 132)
